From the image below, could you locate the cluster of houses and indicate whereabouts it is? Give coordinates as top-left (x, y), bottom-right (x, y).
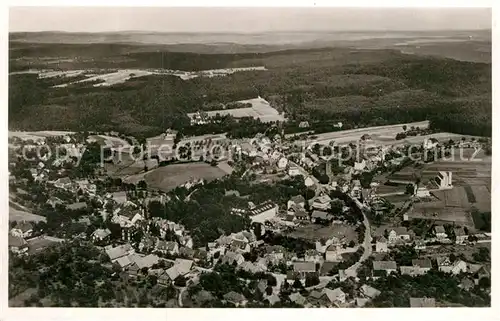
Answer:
top-left (374, 225), bottom-right (473, 255)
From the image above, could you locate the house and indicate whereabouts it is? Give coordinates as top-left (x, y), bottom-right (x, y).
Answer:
top-left (289, 292), bottom-right (306, 305)
top-left (10, 221), bottom-right (33, 239)
top-left (325, 244), bottom-right (342, 262)
top-left (388, 227), bottom-right (411, 244)
top-left (139, 235), bottom-right (157, 252)
top-left (435, 171), bottom-right (452, 189)
top-left (67, 202), bottom-right (87, 211)
top-left (304, 177), bottom-right (315, 187)
top-left (400, 259), bottom-right (432, 276)
top-left (354, 160), bottom-right (367, 172)
top-left (291, 207), bottom-right (309, 222)
top-left (223, 291), bottom-right (247, 307)
top-left (293, 261), bottom-right (316, 277)
top-left (156, 240), bottom-right (179, 255)
top-left (454, 227), bottom-right (468, 244)
top-left (323, 287), bottom-right (346, 305)
top-left (288, 167), bottom-right (302, 177)
top-left (238, 261), bottom-right (265, 274)
top-left (412, 259), bottom-right (432, 273)
top-left (414, 239), bottom-right (426, 250)
top-left (320, 261), bottom-right (337, 276)
top-left (356, 298), bottom-right (370, 307)
top-left (311, 210), bottom-right (332, 224)
top-left (375, 236), bottom-right (389, 253)
top-left (248, 201), bottom-right (278, 224)
top-left (308, 290), bottom-right (329, 306)
top-left (360, 284), bottom-right (381, 299)
top-left (221, 251), bottom-right (245, 266)
top-left (277, 157), bottom-right (288, 169)
top-left (437, 257), bottom-right (467, 275)
top-left (311, 195), bottom-right (332, 211)
top-left (473, 266), bottom-right (490, 285)
top-left (373, 261), bottom-right (398, 276)
top-left (91, 228), bottom-right (111, 243)
top-left (9, 234), bottom-right (28, 254)
top-left (53, 177), bottom-right (73, 190)
top-left (304, 249), bottom-right (323, 263)
top-left (288, 195), bottom-right (306, 210)
top-left (46, 196), bottom-right (64, 208)
top-left (105, 244), bottom-right (133, 262)
top-left (434, 225), bottom-right (448, 240)
top-left (133, 254), bottom-right (160, 270)
top-left (267, 294), bottom-right (281, 306)
top-left (409, 297), bottom-right (436, 308)
top-left (115, 255), bottom-right (134, 269)
top-left (111, 191), bottom-right (128, 204)
top-left (299, 121), bottom-right (310, 128)
top-left (164, 259), bottom-right (193, 280)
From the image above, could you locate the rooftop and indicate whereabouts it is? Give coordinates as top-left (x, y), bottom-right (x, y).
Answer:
top-left (373, 260), bottom-right (397, 271)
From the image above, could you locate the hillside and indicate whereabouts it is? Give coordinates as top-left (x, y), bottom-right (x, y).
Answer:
top-left (8, 42), bottom-right (491, 138)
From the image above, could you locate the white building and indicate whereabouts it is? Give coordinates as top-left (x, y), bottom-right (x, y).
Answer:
top-left (305, 176), bottom-right (315, 187)
top-left (288, 167), bottom-right (302, 177)
top-left (436, 171), bottom-right (453, 189)
top-left (249, 202), bottom-right (278, 224)
top-left (277, 157), bottom-right (288, 169)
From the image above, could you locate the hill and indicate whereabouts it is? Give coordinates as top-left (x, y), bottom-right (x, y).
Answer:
top-left (8, 42), bottom-right (491, 138)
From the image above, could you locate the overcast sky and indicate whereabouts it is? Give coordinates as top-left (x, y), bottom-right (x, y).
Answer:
top-left (9, 7), bottom-right (492, 32)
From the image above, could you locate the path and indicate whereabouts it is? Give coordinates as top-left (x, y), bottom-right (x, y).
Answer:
top-left (344, 197), bottom-right (372, 277)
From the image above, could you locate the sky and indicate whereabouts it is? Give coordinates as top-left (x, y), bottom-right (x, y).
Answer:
top-left (9, 7), bottom-right (492, 33)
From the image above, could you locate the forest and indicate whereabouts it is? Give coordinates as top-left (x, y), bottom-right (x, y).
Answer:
top-left (9, 43), bottom-right (491, 138)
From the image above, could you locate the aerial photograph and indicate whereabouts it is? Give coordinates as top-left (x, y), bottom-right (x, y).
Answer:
top-left (7, 7), bottom-right (491, 308)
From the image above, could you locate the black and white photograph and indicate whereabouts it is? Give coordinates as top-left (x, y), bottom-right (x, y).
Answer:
top-left (5, 4), bottom-right (493, 311)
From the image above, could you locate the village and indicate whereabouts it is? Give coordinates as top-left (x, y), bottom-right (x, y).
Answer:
top-left (7, 119), bottom-right (492, 308)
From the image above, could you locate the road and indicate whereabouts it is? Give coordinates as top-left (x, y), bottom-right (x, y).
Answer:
top-left (344, 198), bottom-right (373, 278)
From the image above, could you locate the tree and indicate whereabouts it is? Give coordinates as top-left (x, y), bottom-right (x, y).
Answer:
top-left (174, 275), bottom-right (187, 287)
top-left (348, 240), bottom-right (356, 248)
top-left (305, 274), bottom-right (320, 287)
top-left (292, 279), bottom-right (303, 289)
top-left (403, 125), bottom-right (407, 131)
top-left (478, 277), bottom-right (490, 288)
top-left (267, 274), bottom-right (277, 287)
top-left (330, 199), bottom-right (343, 214)
top-left (138, 180), bottom-right (148, 190)
top-left (405, 183), bottom-right (415, 195)
top-left (210, 159), bottom-right (218, 167)
top-left (266, 286), bottom-right (273, 296)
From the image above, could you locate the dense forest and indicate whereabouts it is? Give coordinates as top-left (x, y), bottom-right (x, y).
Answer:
top-left (9, 43), bottom-right (491, 138)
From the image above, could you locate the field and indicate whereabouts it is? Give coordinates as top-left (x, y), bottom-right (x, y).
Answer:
top-left (187, 97), bottom-right (285, 123)
top-left (9, 207), bottom-right (47, 223)
top-left (301, 120), bottom-right (429, 146)
top-left (127, 163), bottom-right (228, 192)
top-left (287, 223), bottom-right (358, 244)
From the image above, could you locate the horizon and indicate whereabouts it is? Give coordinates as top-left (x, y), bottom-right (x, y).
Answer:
top-left (9, 28), bottom-right (493, 34)
top-left (9, 7), bottom-right (491, 33)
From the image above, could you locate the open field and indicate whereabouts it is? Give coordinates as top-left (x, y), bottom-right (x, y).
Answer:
top-left (408, 204), bottom-right (474, 228)
top-left (9, 207), bottom-right (46, 223)
top-left (127, 163), bottom-right (228, 192)
top-left (287, 223), bottom-right (358, 243)
top-left (302, 120), bottom-right (429, 146)
top-left (187, 97), bottom-right (285, 123)
top-left (9, 130), bottom-right (75, 140)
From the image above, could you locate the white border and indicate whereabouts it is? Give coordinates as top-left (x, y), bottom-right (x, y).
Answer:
top-left (1, 1), bottom-right (497, 321)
